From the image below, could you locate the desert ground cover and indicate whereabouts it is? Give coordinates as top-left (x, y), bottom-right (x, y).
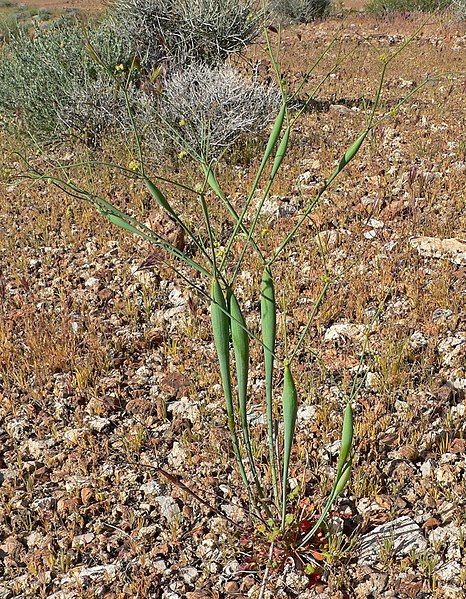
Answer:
top-left (0, 0), bottom-right (97, 17)
top-left (0, 3), bottom-right (465, 599)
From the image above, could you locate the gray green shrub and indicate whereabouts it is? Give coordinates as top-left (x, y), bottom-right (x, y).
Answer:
top-left (108, 0), bottom-right (262, 68)
top-left (0, 17), bottom-right (136, 142)
top-left (268, 0), bottom-right (331, 23)
top-left (0, 4), bottom-right (51, 44)
top-left (0, 18), bottom-right (86, 138)
top-left (0, 2), bottom-right (265, 146)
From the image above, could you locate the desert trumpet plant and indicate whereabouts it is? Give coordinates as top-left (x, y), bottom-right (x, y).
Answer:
top-left (24, 29), bottom-right (429, 551)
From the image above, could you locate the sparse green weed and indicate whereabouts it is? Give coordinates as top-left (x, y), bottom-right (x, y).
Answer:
top-left (17, 22), bottom-right (430, 580)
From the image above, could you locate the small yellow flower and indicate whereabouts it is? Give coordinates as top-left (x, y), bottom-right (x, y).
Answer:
top-left (178, 119), bottom-right (186, 127)
top-left (115, 63), bottom-right (125, 72)
top-left (128, 160), bottom-right (140, 172)
top-left (178, 150), bottom-right (187, 160)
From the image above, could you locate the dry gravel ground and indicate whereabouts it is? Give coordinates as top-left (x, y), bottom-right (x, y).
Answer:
top-left (0, 0), bottom-right (368, 14)
top-left (0, 0), bottom-right (100, 14)
top-left (0, 9), bottom-right (466, 599)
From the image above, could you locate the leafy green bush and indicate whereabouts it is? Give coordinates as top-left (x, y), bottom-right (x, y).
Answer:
top-left (108, 0), bottom-right (262, 68)
top-left (366, 0), bottom-right (450, 12)
top-left (268, 0), bottom-right (331, 23)
top-left (0, 17), bottom-right (136, 142)
top-left (0, 18), bottom-right (85, 137)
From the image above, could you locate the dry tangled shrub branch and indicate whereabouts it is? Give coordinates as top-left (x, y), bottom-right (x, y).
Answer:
top-left (153, 62), bottom-right (281, 158)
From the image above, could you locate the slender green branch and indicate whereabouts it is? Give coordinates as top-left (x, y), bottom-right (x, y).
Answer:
top-left (202, 161), bottom-right (266, 263)
top-left (223, 41), bottom-right (358, 283)
top-left (230, 125), bottom-right (291, 286)
top-left (198, 163), bottom-right (218, 277)
top-left (288, 32), bottom-right (341, 103)
top-left (289, 278), bottom-right (329, 363)
top-left (30, 158), bottom-right (202, 195)
top-left (28, 169), bottom-right (212, 278)
top-left (218, 103), bottom-right (287, 273)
